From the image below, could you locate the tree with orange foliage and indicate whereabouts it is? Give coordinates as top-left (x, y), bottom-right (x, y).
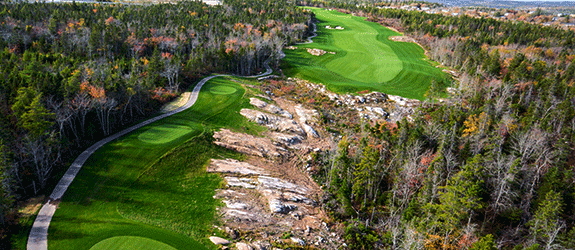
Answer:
top-left (87, 83), bottom-right (117, 136)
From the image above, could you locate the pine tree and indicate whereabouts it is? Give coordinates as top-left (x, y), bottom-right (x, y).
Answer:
top-left (12, 87), bottom-right (54, 138)
top-left (528, 190), bottom-right (565, 249)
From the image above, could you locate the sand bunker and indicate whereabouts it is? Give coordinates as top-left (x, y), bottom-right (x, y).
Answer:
top-left (389, 36), bottom-right (416, 43)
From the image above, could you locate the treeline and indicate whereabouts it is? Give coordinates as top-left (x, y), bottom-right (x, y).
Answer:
top-left (299, 1), bottom-right (575, 249)
top-left (0, 0), bottom-right (311, 246)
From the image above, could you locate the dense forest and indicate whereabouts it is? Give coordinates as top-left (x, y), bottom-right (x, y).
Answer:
top-left (2, 0), bottom-right (575, 248)
top-left (0, 0), bottom-right (311, 247)
top-left (293, 1), bottom-right (575, 249)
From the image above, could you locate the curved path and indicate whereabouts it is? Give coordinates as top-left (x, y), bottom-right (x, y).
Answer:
top-left (27, 60), bottom-right (275, 249)
top-left (298, 22), bottom-right (318, 44)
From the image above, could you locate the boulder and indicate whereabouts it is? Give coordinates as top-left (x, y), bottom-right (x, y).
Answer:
top-left (225, 227), bottom-right (239, 239)
top-left (269, 198), bottom-right (297, 214)
top-left (236, 242), bottom-right (253, 250)
top-left (209, 236), bottom-right (230, 245)
top-left (291, 237), bottom-right (305, 246)
top-left (249, 98), bottom-right (268, 109)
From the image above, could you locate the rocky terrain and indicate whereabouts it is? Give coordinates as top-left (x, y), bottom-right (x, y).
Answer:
top-left (210, 94), bottom-right (344, 250)
top-left (292, 78), bottom-right (420, 122)
top-left (208, 77), bottom-right (423, 249)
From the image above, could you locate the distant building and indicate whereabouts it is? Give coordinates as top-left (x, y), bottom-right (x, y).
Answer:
top-left (203, 0), bottom-right (220, 5)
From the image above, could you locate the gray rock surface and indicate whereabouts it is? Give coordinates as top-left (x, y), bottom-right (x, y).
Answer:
top-left (236, 242), bottom-right (253, 250)
top-left (209, 236), bottom-right (230, 245)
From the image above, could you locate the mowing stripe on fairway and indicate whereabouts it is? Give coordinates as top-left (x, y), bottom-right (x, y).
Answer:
top-left (29, 59), bottom-right (275, 249)
top-left (282, 7), bottom-right (448, 100)
top-left (45, 79), bottom-right (256, 250)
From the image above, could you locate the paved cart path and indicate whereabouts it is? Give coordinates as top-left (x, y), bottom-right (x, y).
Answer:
top-left (27, 59), bottom-right (276, 249)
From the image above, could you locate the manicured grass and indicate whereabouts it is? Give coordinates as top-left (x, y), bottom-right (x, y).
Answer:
top-left (89, 236), bottom-right (177, 250)
top-left (138, 124), bottom-right (194, 144)
top-left (48, 77), bottom-right (264, 250)
top-left (282, 7), bottom-right (448, 100)
top-left (208, 85), bottom-right (238, 95)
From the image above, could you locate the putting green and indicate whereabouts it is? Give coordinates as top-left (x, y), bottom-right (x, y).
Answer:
top-left (282, 7), bottom-right (448, 100)
top-left (209, 85), bottom-right (237, 95)
top-left (48, 77), bottom-right (265, 250)
top-left (138, 124), bottom-right (193, 144)
top-left (90, 236), bottom-right (177, 250)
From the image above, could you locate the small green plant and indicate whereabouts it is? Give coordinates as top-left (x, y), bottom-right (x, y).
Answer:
top-left (280, 232), bottom-right (293, 239)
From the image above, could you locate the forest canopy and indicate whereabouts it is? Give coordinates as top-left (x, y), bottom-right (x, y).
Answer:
top-left (294, 1), bottom-right (575, 249)
top-left (0, 0), bottom-right (312, 247)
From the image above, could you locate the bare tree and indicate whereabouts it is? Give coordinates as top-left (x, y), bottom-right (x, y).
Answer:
top-left (544, 221), bottom-right (565, 250)
top-left (93, 96), bottom-right (117, 136)
top-left (390, 141), bottom-right (425, 217)
top-left (512, 127), bottom-right (549, 166)
top-left (401, 222), bottom-right (425, 250)
top-left (46, 97), bottom-right (73, 138)
top-left (21, 132), bottom-right (60, 192)
top-left (495, 84), bottom-right (514, 117)
top-left (487, 154), bottom-right (519, 215)
top-left (70, 93), bottom-right (92, 136)
top-left (161, 59), bottom-right (180, 92)
top-left (513, 128), bottom-right (555, 214)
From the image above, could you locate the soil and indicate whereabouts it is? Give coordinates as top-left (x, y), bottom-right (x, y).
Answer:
top-left (18, 196), bottom-right (45, 218)
top-left (161, 92), bottom-right (191, 113)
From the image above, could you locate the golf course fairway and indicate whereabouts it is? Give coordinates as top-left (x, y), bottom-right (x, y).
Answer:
top-left (47, 77), bottom-right (263, 250)
top-left (282, 7), bottom-right (448, 100)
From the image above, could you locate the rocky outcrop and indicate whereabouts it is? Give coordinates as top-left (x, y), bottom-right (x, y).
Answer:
top-left (387, 94), bottom-right (420, 107)
top-left (294, 105), bottom-right (320, 138)
top-left (213, 129), bottom-right (284, 158)
top-left (249, 98), bottom-right (293, 119)
top-left (240, 109), bottom-right (306, 136)
top-left (270, 132), bottom-right (304, 148)
top-left (208, 159), bottom-right (268, 176)
top-left (294, 78), bottom-right (391, 121)
top-left (211, 93), bottom-right (342, 249)
top-left (288, 77), bottom-right (421, 122)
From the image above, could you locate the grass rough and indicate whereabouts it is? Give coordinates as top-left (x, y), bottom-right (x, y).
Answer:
top-left (48, 77), bottom-right (263, 250)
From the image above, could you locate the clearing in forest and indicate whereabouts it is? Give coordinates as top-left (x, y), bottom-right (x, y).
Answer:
top-left (47, 77), bottom-right (264, 250)
top-left (282, 7), bottom-right (448, 100)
